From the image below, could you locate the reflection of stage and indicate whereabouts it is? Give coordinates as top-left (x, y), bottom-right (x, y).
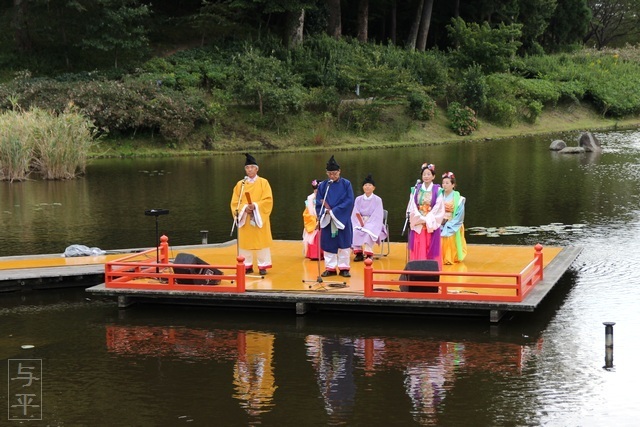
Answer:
top-left (106, 325), bottom-right (239, 360)
top-left (309, 335), bottom-right (543, 424)
top-left (356, 337), bottom-right (543, 375)
top-left (106, 322), bottom-right (543, 423)
top-left (106, 325), bottom-right (276, 417)
top-left (359, 337), bottom-right (543, 424)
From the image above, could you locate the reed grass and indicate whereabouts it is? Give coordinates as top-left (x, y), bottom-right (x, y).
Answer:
top-left (0, 110), bottom-right (34, 182)
top-left (0, 107), bottom-right (97, 181)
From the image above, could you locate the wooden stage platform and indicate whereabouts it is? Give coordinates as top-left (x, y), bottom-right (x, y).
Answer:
top-left (82, 240), bottom-right (581, 322)
top-left (0, 240), bottom-right (581, 321)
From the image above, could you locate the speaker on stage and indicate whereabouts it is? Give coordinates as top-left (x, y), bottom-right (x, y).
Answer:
top-left (173, 253), bottom-right (223, 285)
top-left (399, 260), bottom-right (439, 293)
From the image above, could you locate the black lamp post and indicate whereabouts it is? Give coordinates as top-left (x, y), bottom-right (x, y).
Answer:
top-left (145, 209), bottom-right (169, 272)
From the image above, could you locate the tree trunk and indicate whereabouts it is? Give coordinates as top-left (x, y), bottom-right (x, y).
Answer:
top-left (390, 0), bottom-right (397, 45)
top-left (406, 0), bottom-right (424, 50)
top-left (287, 9), bottom-right (305, 48)
top-left (357, 0), bottom-right (369, 43)
top-left (326, 0), bottom-right (342, 39)
top-left (11, 0), bottom-right (32, 52)
top-left (453, 0), bottom-right (460, 18)
top-left (416, 0), bottom-right (434, 51)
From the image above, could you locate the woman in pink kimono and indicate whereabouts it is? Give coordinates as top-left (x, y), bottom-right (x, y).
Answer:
top-left (351, 174), bottom-right (387, 261)
top-left (406, 163), bottom-right (445, 266)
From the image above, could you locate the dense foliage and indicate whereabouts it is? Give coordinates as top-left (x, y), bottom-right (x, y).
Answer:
top-left (0, 1), bottom-right (639, 149)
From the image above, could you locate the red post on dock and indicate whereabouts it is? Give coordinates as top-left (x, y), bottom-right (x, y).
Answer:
top-left (364, 258), bottom-right (373, 297)
top-left (534, 244), bottom-right (544, 280)
top-left (236, 256), bottom-right (246, 292)
top-left (160, 235), bottom-right (170, 264)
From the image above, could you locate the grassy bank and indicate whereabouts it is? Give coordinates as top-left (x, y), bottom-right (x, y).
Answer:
top-left (90, 103), bottom-right (640, 158)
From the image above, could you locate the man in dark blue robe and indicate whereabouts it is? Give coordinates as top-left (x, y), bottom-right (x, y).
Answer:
top-left (315, 155), bottom-right (354, 277)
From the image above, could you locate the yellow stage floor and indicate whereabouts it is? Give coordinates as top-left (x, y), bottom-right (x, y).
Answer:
top-left (158, 240), bottom-right (561, 294)
top-left (0, 240), bottom-right (562, 295)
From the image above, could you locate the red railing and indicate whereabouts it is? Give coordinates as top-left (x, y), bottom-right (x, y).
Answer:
top-left (364, 244), bottom-right (544, 302)
top-left (104, 235), bottom-right (246, 293)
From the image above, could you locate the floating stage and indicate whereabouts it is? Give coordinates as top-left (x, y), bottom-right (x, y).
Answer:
top-left (75, 237), bottom-right (583, 322)
top-left (0, 238), bottom-right (581, 322)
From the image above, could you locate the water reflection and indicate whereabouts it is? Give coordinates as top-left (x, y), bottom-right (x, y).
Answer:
top-left (106, 325), bottom-right (238, 360)
top-left (106, 325), bottom-right (276, 420)
top-left (104, 322), bottom-right (544, 426)
top-left (232, 331), bottom-right (276, 418)
top-left (403, 348), bottom-right (457, 425)
top-left (305, 336), bottom-right (356, 424)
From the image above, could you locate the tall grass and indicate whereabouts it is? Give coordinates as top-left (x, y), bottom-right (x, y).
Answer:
top-left (0, 108), bottom-right (97, 181)
top-left (0, 111), bottom-right (34, 182)
top-left (31, 108), bottom-right (97, 179)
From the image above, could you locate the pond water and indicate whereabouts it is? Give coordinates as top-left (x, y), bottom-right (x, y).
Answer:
top-left (1, 130), bottom-right (640, 425)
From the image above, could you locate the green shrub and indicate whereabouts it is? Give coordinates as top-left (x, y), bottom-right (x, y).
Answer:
top-left (290, 35), bottom-right (446, 100)
top-left (0, 78), bottom-right (212, 140)
top-left (261, 84), bottom-right (307, 118)
top-left (354, 64), bottom-right (416, 98)
top-left (485, 98), bottom-right (517, 127)
top-left (523, 100), bottom-right (543, 124)
top-left (447, 17), bottom-right (523, 73)
top-left (516, 78), bottom-right (561, 105)
top-left (307, 86), bottom-right (341, 113)
top-left (337, 101), bottom-right (382, 134)
top-left (228, 46), bottom-right (307, 122)
top-left (446, 102), bottom-right (478, 136)
top-left (290, 35), bottom-right (368, 92)
top-left (139, 48), bottom-right (231, 91)
top-left (486, 73), bottom-right (519, 99)
top-left (461, 64), bottom-right (488, 113)
top-left (407, 91), bottom-right (436, 121)
top-left (516, 49), bottom-right (640, 117)
top-left (558, 80), bottom-right (586, 103)
top-left (401, 50), bottom-right (450, 100)
top-left (582, 60), bottom-right (640, 117)
top-left (386, 114), bottom-right (413, 141)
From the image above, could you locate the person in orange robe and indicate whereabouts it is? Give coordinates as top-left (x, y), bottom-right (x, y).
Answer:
top-left (230, 153), bottom-right (273, 275)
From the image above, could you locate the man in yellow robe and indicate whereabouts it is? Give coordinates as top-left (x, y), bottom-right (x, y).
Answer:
top-left (230, 153), bottom-right (274, 275)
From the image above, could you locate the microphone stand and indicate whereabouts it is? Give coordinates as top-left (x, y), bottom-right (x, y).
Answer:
top-left (144, 209), bottom-right (169, 273)
top-left (230, 178), bottom-right (263, 279)
top-left (230, 178), bottom-right (247, 257)
top-left (404, 180), bottom-right (421, 264)
top-left (401, 212), bottom-right (409, 236)
top-left (302, 180), bottom-right (346, 290)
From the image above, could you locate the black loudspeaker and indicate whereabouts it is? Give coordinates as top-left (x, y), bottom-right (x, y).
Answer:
top-left (173, 253), bottom-right (222, 285)
top-left (399, 260), bottom-right (439, 293)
